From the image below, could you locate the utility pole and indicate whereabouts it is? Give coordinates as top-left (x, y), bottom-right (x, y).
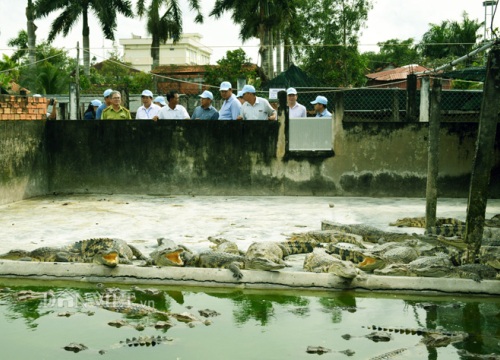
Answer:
top-left (464, 43), bottom-right (500, 262)
top-left (26, 0), bottom-right (36, 92)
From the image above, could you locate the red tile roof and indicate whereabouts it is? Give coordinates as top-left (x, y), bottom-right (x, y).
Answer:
top-left (366, 64), bottom-right (429, 81)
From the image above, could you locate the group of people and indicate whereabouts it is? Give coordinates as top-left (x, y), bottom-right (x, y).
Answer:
top-left (84, 82), bottom-right (332, 120)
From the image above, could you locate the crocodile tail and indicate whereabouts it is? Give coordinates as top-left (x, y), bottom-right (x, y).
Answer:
top-left (277, 241), bottom-right (317, 256)
top-left (425, 224), bottom-right (465, 238)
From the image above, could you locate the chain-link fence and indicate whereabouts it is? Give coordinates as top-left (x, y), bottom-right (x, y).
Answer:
top-left (53, 84), bottom-right (484, 121)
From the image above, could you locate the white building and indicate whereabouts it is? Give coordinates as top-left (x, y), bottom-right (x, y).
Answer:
top-left (120, 33), bottom-right (212, 72)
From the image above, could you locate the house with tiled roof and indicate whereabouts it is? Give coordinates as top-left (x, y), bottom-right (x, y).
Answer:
top-left (365, 64), bottom-right (451, 89)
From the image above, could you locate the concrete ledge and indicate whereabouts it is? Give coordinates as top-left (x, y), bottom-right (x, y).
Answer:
top-left (1, 261), bottom-right (498, 296)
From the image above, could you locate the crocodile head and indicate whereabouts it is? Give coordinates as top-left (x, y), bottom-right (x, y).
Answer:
top-left (153, 248), bottom-right (185, 267)
top-left (245, 257), bottom-right (286, 271)
top-left (0, 249), bottom-right (31, 260)
top-left (94, 249), bottom-right (120, 267)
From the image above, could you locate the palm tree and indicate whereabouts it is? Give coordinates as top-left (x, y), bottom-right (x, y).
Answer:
top-left (211, 0), bottom-right (301, 79)
top-left (136, 0), bottom-right (203, 70)
top-left (34, 0), bottom-right (133, 76)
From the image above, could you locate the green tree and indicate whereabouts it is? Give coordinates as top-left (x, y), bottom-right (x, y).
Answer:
top-left (204, 49), bottom-right (260, 93)
top-left (137, 0), bottom-right (203, 71)
top-left (34, 0), bottom-right (133, 77)
top-left (419, 12), bottom-right (483, 66)
top-left (362, 38), bottom-right (420, 73)
top-left (295, 0), bottom-right (372, 87)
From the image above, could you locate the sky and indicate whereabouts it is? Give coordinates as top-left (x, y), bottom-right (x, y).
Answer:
top-left (0, 0), bottom-right (498, 66)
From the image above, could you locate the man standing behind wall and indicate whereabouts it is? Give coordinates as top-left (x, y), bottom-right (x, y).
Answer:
top-left (191, 90), bottom-right (219, 120)
top-left (237, 85), bottom-right (276, 121)
top-left (310, 96), bottom-right (332, 117)
top-left (156, 90), bottom-right (190, 120)
top-left (218, 81), bottom-right (241, 120)
top-left (286, 87), bottom-right (307, 118)
top-left (136, 90), bottom-right (161, 119)
top-left (101, 91), bottom-right (131, 119)
top-left (95, 89), bottom-right (113, 120)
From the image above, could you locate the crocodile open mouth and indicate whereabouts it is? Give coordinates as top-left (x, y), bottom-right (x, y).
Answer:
top-left (101, 251), bottom-right (119, 267)
top-left (163, 250), bottom-right (184, 266)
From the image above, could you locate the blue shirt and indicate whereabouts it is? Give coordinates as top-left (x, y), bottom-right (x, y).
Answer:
top-left (95, 103), bottom-right (107, 120)
top-left (191, 105), bottom-right (219, 120)
top-left (218, 94), bottom-right (241, 120)
top-left (316, 109), bottom-right (332, 117)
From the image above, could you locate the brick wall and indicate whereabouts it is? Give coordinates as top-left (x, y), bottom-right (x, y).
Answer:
top-left (0, 95), bottom-right (47, 120)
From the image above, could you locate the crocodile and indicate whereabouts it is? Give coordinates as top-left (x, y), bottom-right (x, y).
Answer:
top-left (320, 221), bottom-right (420, 244)
top-left (149, 238), bottom-right (186, 267)
top-left (324, 243), bottom-right (386, 272)
top-left (98, 301), bottom-right (172, 318)
top-left (287, 230), bottom-right (367, 248)
top-left (0, 238), bottom-right (147, 267)
top-left (390, 217), bottom-right (465, 228)
top-left (0, 247), bottom-right (122, 267)
top-left (374, 255), bottom-right (498, 282)
top-left (303, 248), bottom-right (359, 279)
top-left (363, 325), bottom-right (468, 339)
top-left (120, 336), bottom-right (171, 347)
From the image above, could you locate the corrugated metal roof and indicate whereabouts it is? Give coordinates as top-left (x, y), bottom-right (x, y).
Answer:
top-left (366, 64), bottom-right (429, 81)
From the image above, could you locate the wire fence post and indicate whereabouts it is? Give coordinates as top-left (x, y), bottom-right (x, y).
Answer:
top-left (406, 74), bottom-right (418, 122)
top-left (425, 78), bottom-right (441, 229)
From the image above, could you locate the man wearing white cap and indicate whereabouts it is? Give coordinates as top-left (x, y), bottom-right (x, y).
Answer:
top-left (136, 89), bottom-right (161, 119)
top-left (236, 90), bottom-right (245, 105)
top-left (153, 96), bottom-right (167, 107)
top-left (191, 90), bottom-right (219, 120)
top-left (218, 81), bottom-right (241, 120)
top-left (96, 88), bottom-right (113, 120)
top-left (286, 88), bottom-right (307, 118)
top-left (237, 85), bottom-right (276, 121)
top-left (310, 95), bottom-right (332, 117)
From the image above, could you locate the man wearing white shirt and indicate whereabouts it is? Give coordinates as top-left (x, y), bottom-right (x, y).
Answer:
top-left (136, 89), bottom-right (161, 119)
top-left (236, 85), bottom-right (276, 121)
top-left (157, 90), bottom-right (190, 120)
top-left (286, 87), bottom-right (307, 118)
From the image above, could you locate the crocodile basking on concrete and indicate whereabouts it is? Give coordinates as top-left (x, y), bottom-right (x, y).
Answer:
top-left (0, 238), bottom-right (147, 267)
top-left (152, 239), bottom-right (319, 279)
top-left (374, 255), bottom-right (498, 282)
top-left (303, 248), bottom-right (359, 279)
top-left (183, 239), bottom-right (319, 279)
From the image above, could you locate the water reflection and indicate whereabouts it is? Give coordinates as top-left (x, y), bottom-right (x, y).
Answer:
top-left (404, 299), bottom-right (500, 359)
top-left (205, 291), bottom-right (310, 325)
top-left (0, 282), bottom-right (498, 359)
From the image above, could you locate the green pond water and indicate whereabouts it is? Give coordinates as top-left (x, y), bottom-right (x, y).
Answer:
top-left (0, 279), bottom-right (498, 360)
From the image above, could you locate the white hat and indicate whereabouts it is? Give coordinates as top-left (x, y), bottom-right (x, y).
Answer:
top-left (33, 94), bottom-right (42, 98)
top-left (310, 95), bottom-right (328, 105)
top-left (199, 90), bottom-right (213, 100)
top-left (286, 88), bottom-right (297, 95)
top-left (141, 89), bottom-right (153, 98)
top-left (236, 91), bottom-right (244, 98)
top-left (241, 84), bottom-right (256, 94)
top-left (153, 96), bottom-right (167, 106)
top-left (103, 89), bottom-right (113, 98)
top-left (90, 99), bottom-right (102, 107)
top-left (219, 81), bottom-right (232, 91)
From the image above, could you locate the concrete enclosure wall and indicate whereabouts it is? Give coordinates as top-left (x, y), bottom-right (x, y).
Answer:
top-left (0, 121), bottom-right (48, 204)
top-left (1, 119), bottom-right (499, 205)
